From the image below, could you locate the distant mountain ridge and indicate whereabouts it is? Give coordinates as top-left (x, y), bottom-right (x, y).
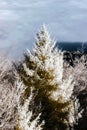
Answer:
top-left (56, 42), bottom-right (87, 53)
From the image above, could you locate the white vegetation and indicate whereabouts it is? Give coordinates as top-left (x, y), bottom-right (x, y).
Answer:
top-left (17, 87), bottom-right (44, 130)
top-left (64, 55), bottom-right (87, 93)
top-left (64, 54), bottom-right (87, 125)
top-left (21, 25), bottom-right (76, 129)
top-left (0, 55), bottom-right (44, 130)
top-left (72, 55), bottom-right (87, 93)
top-left (0, 56), bottom-right (16, 130)
top-left (0, 26), bottom-right (86, 130)
top-left (34, 25), bottom-right (63, 84)
top-left (26, 25), bottom-right (74, 102)
top-left (24, 26), bottom-right (74, 102)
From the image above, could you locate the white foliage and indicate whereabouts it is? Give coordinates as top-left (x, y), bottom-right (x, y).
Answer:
top-left (50, 76), bottom-right (74, 102)
top-left (0, 26), bottom-right (84, 130)
top-left (63, 54), bottom-right (86, 124)
top-left (24, 25), bottom-right (75, 125)
top-left (26, 25), bottom-right (74, 103)
top-left (64, 55), bottom-right (87, 93)
top-left (23, 63), bottom-right (34, 77)
top-left (26, 25), bottom-right (64, 85)
top-left (68, 98), bottom-right (83, 125)
top-left (17, 88), bottom-right (44, 130)
top-left (0, 56), bottom-right (16, 130)
top-left (14, 77), bottom-right (25, 104)
top-left (73, 55), bottom-right (87, 92)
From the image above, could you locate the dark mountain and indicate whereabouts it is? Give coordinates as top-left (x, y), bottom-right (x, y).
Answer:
top-left (56, 42), bottom-right (87, 53)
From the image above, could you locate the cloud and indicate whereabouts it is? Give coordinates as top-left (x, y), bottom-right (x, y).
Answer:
top-left (0, 0), bottom-right (87, 57)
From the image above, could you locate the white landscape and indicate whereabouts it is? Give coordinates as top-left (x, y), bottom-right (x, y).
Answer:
top-left (0, 1), bottom-right (87, 130)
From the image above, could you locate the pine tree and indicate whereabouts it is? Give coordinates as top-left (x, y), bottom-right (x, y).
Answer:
top-left (17, 25), bottom-right (75, 130)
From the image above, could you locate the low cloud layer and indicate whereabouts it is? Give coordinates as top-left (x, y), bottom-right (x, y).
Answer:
top-left (0, 0), bottom-right (87, 54)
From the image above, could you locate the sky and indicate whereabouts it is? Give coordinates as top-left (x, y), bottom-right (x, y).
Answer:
top-left (0, 0), bottom-right (87, 58)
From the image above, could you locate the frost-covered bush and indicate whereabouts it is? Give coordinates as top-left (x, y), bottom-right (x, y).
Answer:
top-left (16, 25), bottom-right (76, 130)
top-left (64, 53), bottom-right (87, 129)
top-left (1, 26), bottom-right (86, 130)
top-left (15, 81), bottom-right (44, 130)
top-left (72, 55), bottom-right (87, 130)
top-left (64, 52), bottom-right (87, 94)
top-left (0, 56), bottom-right (17, 130)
